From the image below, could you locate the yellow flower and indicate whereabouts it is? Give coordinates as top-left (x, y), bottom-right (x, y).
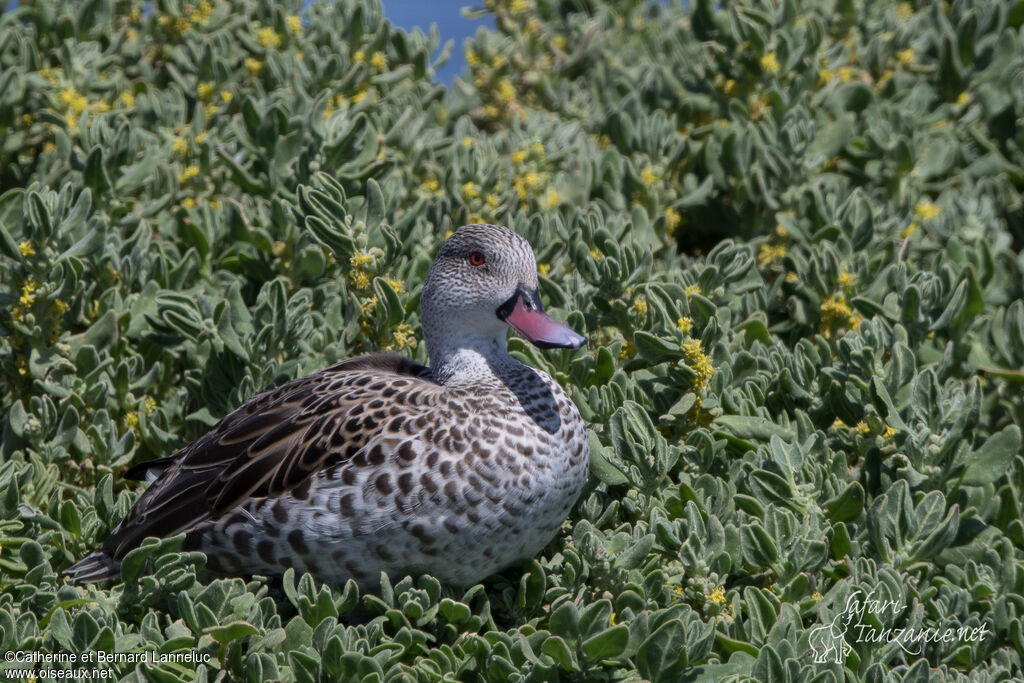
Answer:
top-left (352, 87), bottom-right (372, 104)
top-left (684, 340), bottom-right (715, 391)
top-left (257, 26), bottom-right (281, 48)
top-left (914, 202), bottom-right (940, 220)
top-left (352, 49), bottom-right (366, 63)
top-left (618, 340), bottom-right (636, 360)
top-left (195, 131), bottom-right (207, 144)
top-left (466, 49), bottom-right (480, 66)
top-left (386, 277), bottom-right (404, 295)
top-left (18, 241), bottom-right (35, 257)
top-left (632, 299), bottom-right (648, 316)
top-left (123, 412), bottom-right (139, 430)
top-left (883, 425), bottom-right (898, 439)
top-left (94, 100), bottom-right (111, 113)
top-left (360, 296), bottom-right (378, 315)
top-left (422, 177), bottom-right (441, 194)
top-left (818, 68), bottom-right (834, 85)
top-left (837, 66), bottom-right (854, 83)
top-left (204, 103), bottom-right (219, 120)
top-left (812, 591), bottom-right (823, 600)
top-left (350, 270), bottom-right (371, 289)
top-left (896, 48), bottom-right (914, 67)
top-left (640, 166), bottom-right (658, 187)
top-left (172, 137), bottom-right (188, 155)
top-left (677, 316), bottom-right (693, 333)
top-left (543, 187), bottom-right (561, 207)
top-left (19, 279), bottom-right (38, 306)
top-left (198, 81), bottom-right (214, 100)
top-left (820, 294), bottom-right (851, 320)
top-left (370, 51), bottom-right (388, 70)
top-left (832, 418), bottom-right (847, 429)
top-left (685, 284), bottom-right (702, 297)
top-left (854, 421), bottom-right (870, 436)
top-left (221, 90), bottom-right (233, 104)
top-left (590, 248), bottom-right (602, 261)
top-left (513, 178), bottom-right (527, 201)
top-left (496, 80), bottom-right (516, 104)
top-left (901, 222), bottom-right (919, 239)
top-left (897, 3), bottom-right (912, 19)
top-left (181, 197), bottom-right (196, 209)
top-left (178, 165), bottom-right (200, 183)
top-left (785, 272), bottom-right (799, 283)
top-left (350, 250), bottom-right (373, 268)
top-left (194, 0), bottom-right (213, 25)
top-left (757, 243), bottom-right (786, 268)
top-left (244, 57), bottom-right (263, 76)
top-left (538, 263), bottom-right (551, 277)
top-left (511, 150), bottom-right (527, 165)
top-left (144, 396), bottom-right (157, 414)
top-left (760, 51), bottom-right (780, 73)
top-left (956, 92), bottom-right (970, 107)
top-left (664, 207), bottom-right (681, 237)
top-left (287, 15), bottom-right (302, 33)
top-left (52, 299), bottom-right (69, 316)
top-left (391, 323), bottom-right (418, 350)
top-left (838, 271), bottom-right (854, 288)
top-left (708, 586), bottom-right (726, 604)
top-left (461, 182), bottom-right (480, 200)
top-left (463, 137), bottom-right (473, 148)
top-left (509, 0), bottom-right (531, 14)
top-left (60, 88), bottom-right (88, 114)
top-left (722, 78), bottom-right (737, 96)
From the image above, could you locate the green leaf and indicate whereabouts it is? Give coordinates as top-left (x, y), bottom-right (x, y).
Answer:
top-left (713, 415), bottom-right (795, 442)
top-left (582, 624), bottom-right (629, 661)
top-left (0, 188), bottom-right (25, 259)
top-left (588, 432), bottom-right (629, 486)
top-left (204, 620), bottom-right (259, 645)
top-left (962, 425), bottom-right (1021, 486)
top-left (541, 635), bottom-right (576, 671)
top-left (636, 619), bottom-right (686, 682)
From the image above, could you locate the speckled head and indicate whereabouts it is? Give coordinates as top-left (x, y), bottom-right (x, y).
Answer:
top-left (420, 225), bottom-right (585, 369)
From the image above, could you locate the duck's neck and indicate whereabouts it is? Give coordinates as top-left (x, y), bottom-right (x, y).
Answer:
top-left (426, 329), bottom-right (519, 386)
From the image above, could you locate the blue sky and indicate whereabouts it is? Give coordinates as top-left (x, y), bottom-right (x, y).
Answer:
top-left (380, 0), bottom-right (493, 83)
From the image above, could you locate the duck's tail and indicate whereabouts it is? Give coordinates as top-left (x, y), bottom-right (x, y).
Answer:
top-left (64, 551), bottom-right (119, 583)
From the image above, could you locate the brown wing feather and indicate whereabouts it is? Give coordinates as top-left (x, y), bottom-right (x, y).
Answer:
top-left (98, 353), bottom-right (433, 563)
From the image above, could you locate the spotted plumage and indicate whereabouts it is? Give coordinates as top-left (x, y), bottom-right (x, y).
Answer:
top-left (67, 224), bottom-right (589, 588)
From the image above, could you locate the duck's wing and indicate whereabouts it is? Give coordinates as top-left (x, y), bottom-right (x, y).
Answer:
top-left (66, 353), bottom-right (433, 581)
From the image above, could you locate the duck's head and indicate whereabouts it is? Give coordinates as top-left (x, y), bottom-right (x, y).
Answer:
top-left (420, 224), bottom-right (586, 356)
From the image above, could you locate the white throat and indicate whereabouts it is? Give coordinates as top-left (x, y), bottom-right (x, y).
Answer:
top-left (426, 328), bottom-right (517, 385)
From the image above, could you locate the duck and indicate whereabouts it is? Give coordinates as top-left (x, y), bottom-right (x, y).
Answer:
top-left (66, 224), bottom-right (589, 588)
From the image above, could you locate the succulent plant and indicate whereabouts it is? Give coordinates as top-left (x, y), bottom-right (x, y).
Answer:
top-left (2, 0), bottom-right (1023, 680)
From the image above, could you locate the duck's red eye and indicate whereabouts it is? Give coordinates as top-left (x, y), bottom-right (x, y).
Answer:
top-left (469, 252), bottom-right (486, 266)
